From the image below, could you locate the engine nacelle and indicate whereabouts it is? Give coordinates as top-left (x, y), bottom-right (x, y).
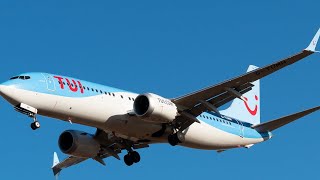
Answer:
top-left (133, 93), bottom-right (178, 123)
top-left (58, 130), bottom-right (100, 158)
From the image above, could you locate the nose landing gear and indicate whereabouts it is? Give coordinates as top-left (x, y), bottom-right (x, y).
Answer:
top-left (29, 113), bottom-right (40, 130)
top-left (14, 103), bottom-right (40, 130)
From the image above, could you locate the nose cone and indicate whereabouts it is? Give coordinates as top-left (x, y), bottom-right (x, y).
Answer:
top-left (0, 84), bottom-right (10, 96)
top-left (0, 85), bottom-right (5, 94)
top-left (0, 84), bottom-right (17, 105)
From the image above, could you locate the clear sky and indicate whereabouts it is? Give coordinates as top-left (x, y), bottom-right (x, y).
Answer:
top-left (0, 0), bottom-right (319, 179)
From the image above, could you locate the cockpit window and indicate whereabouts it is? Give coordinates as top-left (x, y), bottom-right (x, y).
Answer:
top-left (10, 76), bottom-right (19, 80)
top-left (20, 76), bottom-right (30, 80)
top-left (10, 76), bottom-right (31, 80)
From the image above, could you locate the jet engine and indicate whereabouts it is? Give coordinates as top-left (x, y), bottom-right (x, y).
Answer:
top-left (133, 93), bottom-right (178, 123)
top-left (58, 130), bottom-right (100, 158)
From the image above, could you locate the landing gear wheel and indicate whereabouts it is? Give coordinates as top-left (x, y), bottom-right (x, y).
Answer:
top-left (31, 121), bottom-right (40, 130)
top-left (168, 133), bottom-right (180, 146)
top-left (130, 151), bottom-right (141, 163)
top-left (124, 154), bottom-right (134, 166)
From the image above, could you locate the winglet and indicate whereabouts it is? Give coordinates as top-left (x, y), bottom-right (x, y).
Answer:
top-left (52, 152), bottom-right (61, 178)
top-left (53, 152), bottom-right (60, 167)
top-left (305, 28), bottom-right (320, 52)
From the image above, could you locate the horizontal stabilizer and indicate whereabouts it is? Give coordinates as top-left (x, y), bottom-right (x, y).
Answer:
top-left (253, 106), bottom-right (320, 132)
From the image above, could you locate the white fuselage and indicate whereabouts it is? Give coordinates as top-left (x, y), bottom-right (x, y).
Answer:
top-left (0, 83), bottom-right (268, 150)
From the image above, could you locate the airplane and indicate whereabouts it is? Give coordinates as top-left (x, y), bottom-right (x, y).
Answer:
top-left (0, 29), bottom-right (319, 177)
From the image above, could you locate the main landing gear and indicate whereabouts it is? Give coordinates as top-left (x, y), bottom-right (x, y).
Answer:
top-left (29, 113), bottom-right (40, 130)
top-left (168, 133), bottom-right (181, 146)
top-left (124, 151), bottom-right (140, 166)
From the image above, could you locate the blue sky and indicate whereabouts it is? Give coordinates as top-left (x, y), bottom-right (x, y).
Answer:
top-left (0, 0), bottom-right (319, 179)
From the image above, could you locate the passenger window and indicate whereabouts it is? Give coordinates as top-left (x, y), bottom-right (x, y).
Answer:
top-left (91, 88), bottom-right (94, 91)
top-left (129, 97), bottom-right (131, 100)
top-left (121, 95), bottom-right (123, 98)
top-left (100, 90), bottom-right (103, 93)
top-left (112, 93), bottom-right (115, 97)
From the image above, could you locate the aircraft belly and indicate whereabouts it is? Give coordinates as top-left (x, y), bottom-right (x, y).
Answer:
top-left (104, 116), bottom-right (164, 139)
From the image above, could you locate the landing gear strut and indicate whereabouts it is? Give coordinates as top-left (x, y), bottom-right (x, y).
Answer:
top-left (29, 113), bottom-right (40, 130)
top-left (124, 151), bottom-right (140, 166)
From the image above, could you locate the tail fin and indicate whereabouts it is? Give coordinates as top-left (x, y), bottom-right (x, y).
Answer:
top-left (220, 65), bottom-right (260, 125)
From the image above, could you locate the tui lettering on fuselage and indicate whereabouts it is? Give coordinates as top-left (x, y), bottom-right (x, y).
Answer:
top-left (53, 76), bottom-right (84, 93)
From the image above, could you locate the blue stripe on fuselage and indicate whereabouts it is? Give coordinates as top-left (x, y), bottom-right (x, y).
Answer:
top-left (197, 112), bottom-right (271, 139)
top-left (3, 72), bottom-right (129, 98)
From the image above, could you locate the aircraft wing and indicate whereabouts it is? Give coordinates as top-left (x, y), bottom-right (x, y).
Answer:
top-left (52, 129), bottom-right (149, 177)
top-left (172, 29), bottom-right (320, 117)
top-left (52, 154), bottom-right (88, 176)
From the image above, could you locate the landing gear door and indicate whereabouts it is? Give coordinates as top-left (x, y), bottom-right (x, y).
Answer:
top-left (42, 73), bottom-right (56, 91)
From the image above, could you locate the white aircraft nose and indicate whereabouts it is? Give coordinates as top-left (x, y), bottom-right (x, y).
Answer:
top-left (0, 85), bottom-right (4, 93)
top-left (0, 85), bottom-right (9, 96)
top-left (0, 85), bottom-right (18, 104)
top-left (0, 84), bottom-right (10, 95)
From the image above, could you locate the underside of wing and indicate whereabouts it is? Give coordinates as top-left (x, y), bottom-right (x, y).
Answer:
top-left (51, 129), bottom-right (150, 177)
top-left (52, 155), bottom-right (88, 176)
